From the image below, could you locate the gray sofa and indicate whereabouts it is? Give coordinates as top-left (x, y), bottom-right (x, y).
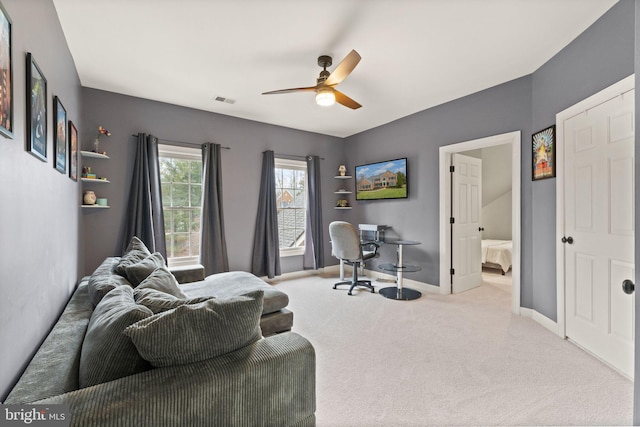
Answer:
top-left (4, 250), bottom-right (316, 426)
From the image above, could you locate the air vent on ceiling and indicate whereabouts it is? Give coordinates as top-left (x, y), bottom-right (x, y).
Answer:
top-left (214, 96), bottom-right (236, 104)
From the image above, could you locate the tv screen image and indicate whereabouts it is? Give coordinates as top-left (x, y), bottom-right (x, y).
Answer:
top-left (355, 158), bottom-right (408, 200)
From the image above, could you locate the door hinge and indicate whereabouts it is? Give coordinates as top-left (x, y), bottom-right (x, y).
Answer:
top-left (450, 217), bottom-right (455, 224)
top-left (450, 268), bottom-right (455, 275)
top-left (450, 165), bottom-right (455, 173)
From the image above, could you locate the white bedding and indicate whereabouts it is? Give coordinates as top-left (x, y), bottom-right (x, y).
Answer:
top-left (481, 239), bottom-right (512, 273)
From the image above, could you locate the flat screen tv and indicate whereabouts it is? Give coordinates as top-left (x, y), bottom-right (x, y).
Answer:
top-left (355, 157), bottom-right (408, 201)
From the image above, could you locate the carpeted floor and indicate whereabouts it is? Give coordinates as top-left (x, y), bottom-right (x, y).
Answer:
top-left (272, 270), bottom-right (633, 426)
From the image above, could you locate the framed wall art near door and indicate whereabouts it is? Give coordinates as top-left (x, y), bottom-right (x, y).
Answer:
top-left (532, 125), bottom-right (555, 181)
top-left (53, 96), bottom-right (67, 173)
top-left (68, 120), bottom-right (78, 181)
top-left (26, 52), bottom-right (47, 161)
top-left (0, 1), bottom-right (13, 139)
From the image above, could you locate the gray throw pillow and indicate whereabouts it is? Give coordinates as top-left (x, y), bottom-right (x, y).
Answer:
top-left (136, 267), bottom-right (186, 298)
top-left (115, 236), bottom-right (152, 276)
top-left (87, 257), bottom-right (133, 306)
top-left (134, 287), bottom-right (211, 314)
top-left (79, 286), bottom-right (153, 388)
top-left (124, 290), bottom-right (264, 367)
top-left (124, 252), bottom-right (166, 286)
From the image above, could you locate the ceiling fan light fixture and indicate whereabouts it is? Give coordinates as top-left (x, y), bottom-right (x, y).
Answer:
top-left (315, 87), bottom-right (335, 107)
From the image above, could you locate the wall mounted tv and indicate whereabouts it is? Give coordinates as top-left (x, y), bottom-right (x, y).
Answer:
top-left (355, 158), bottom-right (408, 201)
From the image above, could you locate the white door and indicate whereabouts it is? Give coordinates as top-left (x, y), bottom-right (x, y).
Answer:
top-left (563, 88), bottom-right (635, 378)
top-left (452, 153), bottom-right (482, 293)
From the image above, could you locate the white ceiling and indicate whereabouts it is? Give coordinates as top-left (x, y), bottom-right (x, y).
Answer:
top-left (53, 0), bottom-right (618, 138)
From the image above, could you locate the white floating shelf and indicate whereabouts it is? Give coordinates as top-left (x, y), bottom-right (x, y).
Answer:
top-left (82, 204), bottom-right (110, 209)
top-left (335, 206), bottom-right (352, 210)
top-left (80, 150), bottom-right (110, 159)
top-left (81, 178), bottom-right (110, 184)
top-left (334, 191), bottom-right (352, 194)
top-left (334, 175), bottom-right (352, 179)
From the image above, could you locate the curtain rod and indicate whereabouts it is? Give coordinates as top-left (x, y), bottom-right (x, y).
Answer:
top-left (130, 134), bottom-right (230, 150)
top-left (273, 152), bottom-right (325, 160)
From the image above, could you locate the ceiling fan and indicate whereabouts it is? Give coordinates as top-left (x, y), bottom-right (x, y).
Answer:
top-left (262, 49), bottom-right (362, 109)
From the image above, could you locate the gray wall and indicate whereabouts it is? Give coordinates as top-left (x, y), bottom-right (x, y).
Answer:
top-left (344, 76), bottom-right (532, 290)
top-left (530, 0), bottom-right (635, 320)
top-left (0, 0), bottom-right (82, 401)
top-left (81, 88), bottom-right (345, 276)
top-left (344, 0), bottom-right (634, 319)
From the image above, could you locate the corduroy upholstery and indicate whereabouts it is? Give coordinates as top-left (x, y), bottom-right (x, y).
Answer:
top-left (5, 262), bottom-right (316, 426)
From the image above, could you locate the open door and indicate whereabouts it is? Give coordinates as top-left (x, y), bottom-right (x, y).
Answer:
top-left (451, 153), bottom-right (482, 293)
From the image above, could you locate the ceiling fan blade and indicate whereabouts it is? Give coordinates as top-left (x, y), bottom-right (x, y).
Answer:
top-left (325, 49), bottom-right (361, 87)
top-left (262, 86), bottom-right (318, 95)
top-left (334, 90), bottom-right (362, 110)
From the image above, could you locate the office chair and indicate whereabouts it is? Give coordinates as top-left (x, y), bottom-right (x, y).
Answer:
top-left (329, 221), bottom-right (379, 295)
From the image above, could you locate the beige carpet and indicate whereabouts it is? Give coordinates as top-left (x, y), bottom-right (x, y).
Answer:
top-left (272, 270), bottom-right (633, 426)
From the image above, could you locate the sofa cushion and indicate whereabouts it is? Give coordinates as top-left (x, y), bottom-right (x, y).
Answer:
top-left (115, 236), bottom-right (152, 276)
top-left (180, 271), bottom-right (288, 315)
top-left (134, 287), bottom-right (211, 314)
top-left (125, 290), bottom-right (263, 367)
top-left (87, 257), bottom-right (132, 306)
top-left (79, 286), bottom-right (153, 388)
top-left (135, 267), bottom-right (186, 298)
top-left (123, 252), bottom-right (166, 286)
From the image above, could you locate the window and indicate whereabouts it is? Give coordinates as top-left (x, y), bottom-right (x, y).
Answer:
top-left (159, 144), bottom-right (202, 267)
top-left (275, 158), bottom-right (307, 256)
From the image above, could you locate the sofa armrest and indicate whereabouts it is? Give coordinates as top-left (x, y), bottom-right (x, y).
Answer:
top-left (169, 264), bottom-right (205, 284)
top-left (36, 332), bottom-right (316, 427)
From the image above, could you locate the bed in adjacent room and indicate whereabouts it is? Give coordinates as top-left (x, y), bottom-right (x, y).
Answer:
top-left (481, 239), bottom-right (512, 274)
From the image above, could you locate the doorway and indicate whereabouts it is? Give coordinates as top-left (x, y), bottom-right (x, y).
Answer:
top-left (439, 131), bottom-right (521, 315)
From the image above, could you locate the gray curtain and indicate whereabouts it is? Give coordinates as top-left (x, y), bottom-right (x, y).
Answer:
top-left (303, 155), bottom-right (324, 269)
top-left (121, 133), bottom-right (166, 259)
top-left (200, 142), bottom-right (229, 275)
top-left (251, 150), bottom-right (280, 278)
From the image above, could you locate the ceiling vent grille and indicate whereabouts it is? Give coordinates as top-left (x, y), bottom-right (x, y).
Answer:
top-left (214, 96), bottom-right (236, 104)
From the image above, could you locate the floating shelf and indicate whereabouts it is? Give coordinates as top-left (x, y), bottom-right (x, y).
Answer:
top-left (335, 206), bottom-right (353, 210)
top-left (334, 190), bottom-right (352, 194)
top-left (81, 178), bottom-right (110, 184)
top-left (334, 175), bottom-right (352, 179)
top-left (82, 205), bottom-right (110, 209)
top-left (80, 150), bottom-right (110, 159)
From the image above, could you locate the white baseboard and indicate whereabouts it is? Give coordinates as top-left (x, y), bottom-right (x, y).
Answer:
top-left (520, 307), bottom-right (560, 335)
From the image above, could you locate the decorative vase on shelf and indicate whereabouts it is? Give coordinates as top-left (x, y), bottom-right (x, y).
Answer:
top-left (83, 190), bottom-right (96, 205)
top-left (338, 165), bottom-right (346, 176)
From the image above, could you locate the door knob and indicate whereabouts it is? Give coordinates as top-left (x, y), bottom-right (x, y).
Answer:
top-left (561, 236), bottom-right (574, 244)
top-left (622, 279), bottom-right (635, 295)
top-left (478, 227), bottom-right (485, 232)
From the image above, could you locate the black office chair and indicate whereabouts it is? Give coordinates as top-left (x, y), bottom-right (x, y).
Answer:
top-left (329, 221), bottom-right (380, 295)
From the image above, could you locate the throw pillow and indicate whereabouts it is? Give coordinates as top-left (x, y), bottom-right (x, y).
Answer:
top-left (134, 287), bottom-right (210, 314)
top-left (136, 267), bottom-right (186, 298)
top-left (124, 290), bottom-right (264, 367)
top-left (115, 236), bottom-right (152, 276)
top-left (123, 252), bottom-right (166, 286)
top-left (87, 257), bottom-right (133, 306)
top-left (79, 286), bottom-right (153, 388)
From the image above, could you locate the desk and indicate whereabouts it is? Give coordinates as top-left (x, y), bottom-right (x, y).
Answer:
top-left (378, 240), bottom-right (422, 300)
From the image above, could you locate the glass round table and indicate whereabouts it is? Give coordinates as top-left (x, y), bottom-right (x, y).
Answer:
top-left (378, 240), bottom-right (422, 300)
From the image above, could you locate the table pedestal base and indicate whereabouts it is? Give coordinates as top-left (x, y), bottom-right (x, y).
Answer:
top-left (379, 286), bottom-right (422, 301)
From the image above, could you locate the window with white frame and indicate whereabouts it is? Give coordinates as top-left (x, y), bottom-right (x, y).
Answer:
top-left (274, 158), bottom-right (307, 256)
top-left (159, 144), bottom-right (202, 267)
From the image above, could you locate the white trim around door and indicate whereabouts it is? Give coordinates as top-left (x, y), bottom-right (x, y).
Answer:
top-left (439, 131), bottom-right (522, 315)
top-left (555, 74), bottom-right (635, 340)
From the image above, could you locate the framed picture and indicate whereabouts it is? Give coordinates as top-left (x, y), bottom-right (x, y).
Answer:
top-left (53, 96), bottom-right (67, 173)
top-left (0, 1), bottom-right (12, 139)
top-left (68, 120), bottom-right (78, 181)
top-left (26, 52), bottom-right (47, 161)
top-left (532, 125), bottom-right (555, 181)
